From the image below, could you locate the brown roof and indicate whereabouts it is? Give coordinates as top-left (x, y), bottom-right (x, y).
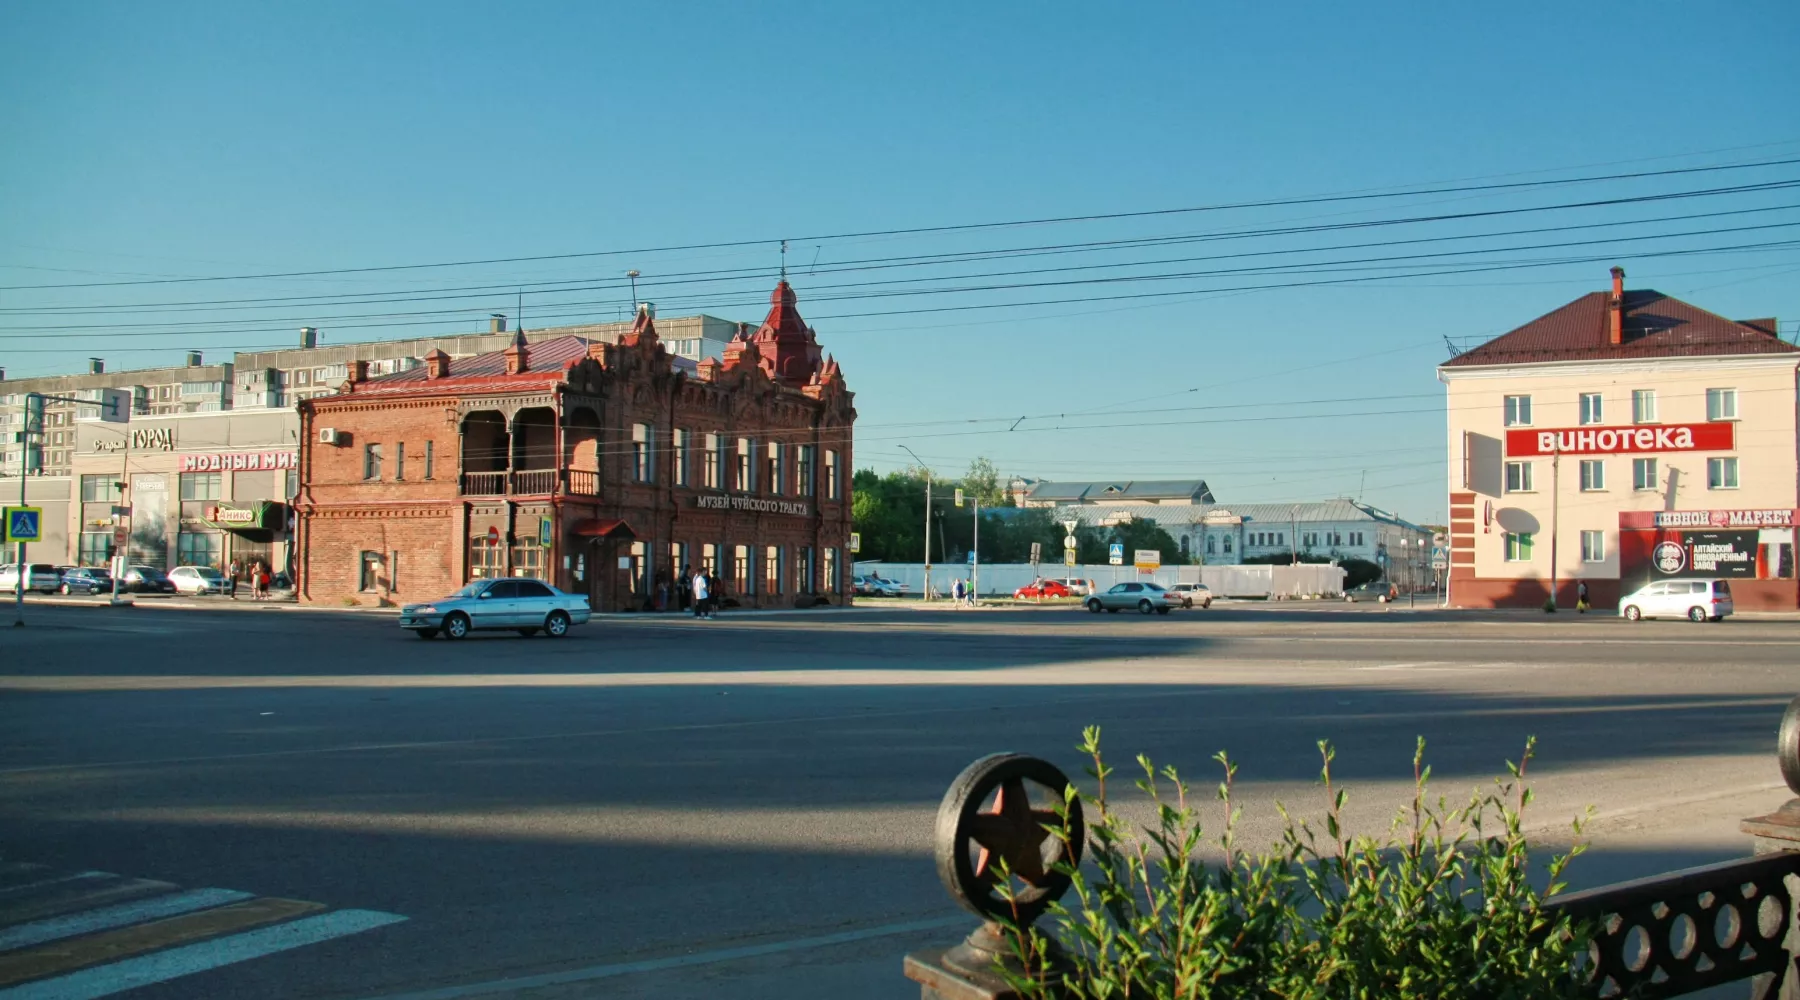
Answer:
top-left (1443, 290), bottom-right (1794, 367)
top-left (338, 335), bottom-right (694, 398)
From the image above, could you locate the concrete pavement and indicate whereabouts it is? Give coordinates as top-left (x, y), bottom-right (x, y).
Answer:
top-left (1, 604), bottom-right (1797, 998)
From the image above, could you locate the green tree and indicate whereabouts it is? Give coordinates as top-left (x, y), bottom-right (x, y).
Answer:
top-left (962, 456), bottom-right (1007, 507)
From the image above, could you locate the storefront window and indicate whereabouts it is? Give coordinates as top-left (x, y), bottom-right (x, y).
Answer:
top-left (469, 538), bottom-right (504, 580)
top-left (176, 531), bottom-right (222, 569)
top-left (78, 533), bottom-right (112, 567)
top-left (733, 544), bottom-right (752, 595)
top-left (512, 539), bottom-right (544, 578)
top-left (701, 542), bottom-right (719, 576)
top-left (765, 546), bottom-right (782, 595)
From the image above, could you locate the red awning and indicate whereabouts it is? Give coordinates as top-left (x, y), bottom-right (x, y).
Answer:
top-left (571, 518), bottom-right (636, 540)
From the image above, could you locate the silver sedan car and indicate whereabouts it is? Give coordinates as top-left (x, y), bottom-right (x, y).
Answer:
top-left (401, 577), bottom-right (592, 639)
top-left (1083, 581), bottom-right (1183, 615)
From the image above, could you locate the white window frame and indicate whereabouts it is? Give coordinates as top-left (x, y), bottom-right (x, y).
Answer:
top-left (1580, 530), bottom-right (1605, 563)
top-left (1579, 459), bottom-right (1605, 492)
top-left (1504, 461), bottom-right (1534, 493)
top-left (1708, 456), bottom-right (1739, 490)
top-left (1504, 532), bottom-right (1533, 562)
top-left (631, 423), bottom-right (654, 483)
top-left (1706, 388), bottom-right (1738, 422)
top-left (671, 428), bottom-right (689, 487)
top-left (1578, 393), bottom-right (1604, 426)
top-left (1503, 395), bottom-right (1532, 427)
top-left (1632, 389), bottom-right (1658, 424)
top-left (1632, 457), bottom-right (1659, 492)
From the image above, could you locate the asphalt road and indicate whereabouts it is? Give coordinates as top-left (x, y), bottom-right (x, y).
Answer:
top-left (1, 600), bottom-right (1797, 999)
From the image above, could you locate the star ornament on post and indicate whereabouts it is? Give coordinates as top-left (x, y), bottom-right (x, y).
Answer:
top-left (935, 753), bottom-right (1085, 927)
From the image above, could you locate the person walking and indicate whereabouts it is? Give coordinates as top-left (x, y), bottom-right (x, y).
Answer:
top-left (702, 569), bottom-right (718, 619)
top-left (1577, 580), bottom-right (1590, 613)
top-left (228, 559), bottom-right (242, 601)
top-left (254, 561), bottom-right (270, 601)
top-left (678, 565), bottom-right (692, 613)
top-left (952, 578), bottom-right (965, 605)
top-left (692, 569), bottom-right (709, 619)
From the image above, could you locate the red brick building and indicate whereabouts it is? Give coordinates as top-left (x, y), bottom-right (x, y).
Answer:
top-left (295, 281), bottom-right (856, 610)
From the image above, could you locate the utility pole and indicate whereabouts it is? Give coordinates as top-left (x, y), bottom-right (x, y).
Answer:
top-left (1549, 446), bottom-right (1561, 610)
top-left (899, 445), bottom-right (931, 602)
top-left (972, 495), bottom-right (980, 601)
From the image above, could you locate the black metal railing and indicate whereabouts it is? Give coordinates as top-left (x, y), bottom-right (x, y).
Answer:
top-left (1544, 850), bottom-right (1800, 999)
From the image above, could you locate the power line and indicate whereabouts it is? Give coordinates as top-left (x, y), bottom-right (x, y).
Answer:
top-left (5, 156), bottom-right (1799, 292)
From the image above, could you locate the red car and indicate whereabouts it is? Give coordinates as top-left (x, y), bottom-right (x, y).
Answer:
top-left (1014, 580), bottom-right (1072, 600)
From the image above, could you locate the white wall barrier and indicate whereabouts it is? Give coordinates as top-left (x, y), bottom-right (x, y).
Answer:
top-left (852, 561), bottom-right (1346, 598)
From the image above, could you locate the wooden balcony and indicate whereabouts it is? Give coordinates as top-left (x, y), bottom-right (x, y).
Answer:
top-left (459, 469), bottom-right (558, 496)
top-left (566, 470), bottom-right (600, 496)
top-left (461, 471), bottom-right (507, 496)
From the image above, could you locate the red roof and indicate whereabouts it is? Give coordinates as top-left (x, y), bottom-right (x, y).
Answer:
top-left (342, 335), bottom-right (691, 397)
top-left (1444, 290), bottom-right (1794, 367)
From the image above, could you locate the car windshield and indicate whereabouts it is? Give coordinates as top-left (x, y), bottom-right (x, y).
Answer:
top-left (449, 582), bottom-right (488, 599)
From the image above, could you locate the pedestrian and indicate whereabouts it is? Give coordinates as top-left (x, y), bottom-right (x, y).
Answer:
top-left (678, 565), bottom-right (692, 612)
top-left (1577, 581), bottom-right (1590, 614)
top-left (702, 569), bottom-right (718, 618)
top-left (655, 572), bottom-right (669, 612)
top-left (952, 578), bottom-right (965, 604)
top-left (228, 559), bottom-right (242, 601)
top-left (255, 562), bottom-right (270, 601)
top-left (692, 568), bottom-right (709, 619)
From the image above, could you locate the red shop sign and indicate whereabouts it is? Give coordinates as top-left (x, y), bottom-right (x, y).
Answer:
top-left (1504, 423), bottom-right (1733, 457)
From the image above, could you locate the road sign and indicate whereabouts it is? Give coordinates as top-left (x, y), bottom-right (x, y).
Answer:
top-left (954, 488), bottom-right (965, 508)
top-left (1431, 545), bottom-right (1449, 571)
top-left (1135, 548), bottom-right (1162, 573)
top-left (1060, 519), bottom-right (1078, 534)
top-left (1108, 543), bottom-right (1123, 566)
top-left (967, 551), bottom-right (977, 566)
top-left (487, 526), bottom-right (501, 546)
top-left (1063, 550), bottom-right (1076, 567)
top-left (849, 532), bottom-right (861, 553)
top-left (3, 507), bottom-right (42, 543)
top-left (1063, 535), bottom-right (1077, 550)
top-left (540, 516), bottom-right (553, 546)
top-left (1029, 542), bottom-right (1041, 564)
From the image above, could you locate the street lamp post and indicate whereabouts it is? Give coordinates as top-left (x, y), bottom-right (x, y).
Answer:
top-left (899, 445), bottom-right (932, 602)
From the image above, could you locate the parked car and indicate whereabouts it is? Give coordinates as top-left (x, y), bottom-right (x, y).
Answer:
top-left (0, 563), bottom-right (61, 594)
top-left (1344, 582), bottom-right (1395, 603)
top-left (1014, 579), bottom-right (1072, 600)
top-left (169, 565), bottom-right (235, 596)
top-left (1166, 583), bottom-right (1214, 609)
top-left (1054, 577), bottom-right (1096, 597)
top-left (853, 574), bottom-right (907, 597)
top-left (1084, 581), bottom-right (1182, 615)
top-left (1620, 579), bottom-right (1734, 622)
top-left (400, 577), bottom-right (592, 639)
top-left (57, 567), bottom-right (113, 595)
top-left (119, 565), bottom-right (176, 594)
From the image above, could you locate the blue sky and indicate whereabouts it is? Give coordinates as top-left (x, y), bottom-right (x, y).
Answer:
top-left (3, 1), bottom-right (1797, 522)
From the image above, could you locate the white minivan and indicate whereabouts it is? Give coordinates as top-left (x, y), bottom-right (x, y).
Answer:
top-left (1619, 579), bottom-right (1734, 622)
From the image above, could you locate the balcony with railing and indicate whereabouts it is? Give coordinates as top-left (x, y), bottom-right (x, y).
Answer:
top-left (566, 470), bottom-right (599, 496)
top-left (512, 469), bottom-right (557, 495)
top-left (461, 471), bottom-right (508, 496)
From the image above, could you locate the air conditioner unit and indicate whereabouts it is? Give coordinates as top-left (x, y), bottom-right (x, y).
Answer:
top-left (318, 428), bottom-right (340, 445)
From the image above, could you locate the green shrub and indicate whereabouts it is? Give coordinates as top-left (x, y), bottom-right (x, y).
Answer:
top-left (995, 728), bottom-right (1592, 999)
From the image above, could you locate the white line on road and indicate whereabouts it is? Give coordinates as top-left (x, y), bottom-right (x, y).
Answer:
top-left (0, 887), bottom-right (253, 952)
top-left (352, 915), bottom-right (967, 1000)
top-left (0, 909), bottom-right (408, 1000)
top-left (0, 873), bottom-right (109, 897)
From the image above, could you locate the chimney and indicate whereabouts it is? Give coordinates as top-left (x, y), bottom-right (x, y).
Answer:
top-left (300, 327), bottom-right (319, 350)
top-left (490, 313), bottom-right (508, 334)
top-left (0, 367), bottom-right (7, 382)
top-left (1609, 266), bottom-right (1625, 346)
top-left (186, 351), bottom-right (203, 367)
top-left (88, 358), bottom-right (105, 375)
top-left (346, 360), bottom-right (369, 388)
top-left (424, 348), bottom-right (451, 379)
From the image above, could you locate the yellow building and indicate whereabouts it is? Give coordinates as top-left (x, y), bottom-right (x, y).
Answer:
top-left (1440, 267), bottom-right (1797, 609)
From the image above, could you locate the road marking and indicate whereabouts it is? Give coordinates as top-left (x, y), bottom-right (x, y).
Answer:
top-left (354, 915), bottom-right (966, 1000)
top-left (0, 880), bottom-right (175, 929)
top-left (0, 908), bottom-right (406, 1000)
top-left (0, 897), bottom-right (322, 988)
top-left (0, 888), bottom-right (252, 952)
top-left (0, 876), bottom-right (108, 899)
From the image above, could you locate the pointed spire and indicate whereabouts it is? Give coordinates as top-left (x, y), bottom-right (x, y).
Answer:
top-left (752, 280), bottom-right (822, 383)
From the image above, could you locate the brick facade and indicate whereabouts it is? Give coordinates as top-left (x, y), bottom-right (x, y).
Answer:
top-left (296, 281), bottom-right (856, 610)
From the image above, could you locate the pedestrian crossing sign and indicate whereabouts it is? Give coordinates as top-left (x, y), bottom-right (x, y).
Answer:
top-left (3, 506), bottom-right (42, 543)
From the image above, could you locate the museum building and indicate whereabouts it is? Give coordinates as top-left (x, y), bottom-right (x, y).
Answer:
top-left (294, 281), bottom-right (857, 610)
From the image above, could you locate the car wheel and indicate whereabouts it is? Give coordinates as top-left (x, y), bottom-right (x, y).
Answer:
top-left (415, 629), bottom-right (439, 640)
top-left (1202, 599), bottom-right (1212, 609)
top-left (1687, 606), bottom-right (1707, 623)
top-left (544, 610), bottom-right (571, 638)
top-left (1624, 605), bottom-right (1642, 621)
top-left (59, 583), bottom-right (70, 595)
top-left (1138, 600), bottom-right (1154, 615)
top-left (1086, 599), bottom-right (1101, 613)
top-left (444, 612), bottom-right (471, 639)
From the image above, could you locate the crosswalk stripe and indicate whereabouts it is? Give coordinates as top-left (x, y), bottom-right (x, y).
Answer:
top-left (0, 889), bottom-right (254, 953)
top-left (0, 908), bottom-right (407, 1000)
top-left (0, 881), bottom-right (175, 929)
top-left (0, 897), bottom-right (323, 989)
top-left (0, 877), bottom-right (108, 900)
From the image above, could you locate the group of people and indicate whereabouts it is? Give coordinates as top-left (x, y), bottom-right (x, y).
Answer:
top-left (227, 559), bottom-right (273, 601)
top-left (950, 578), bottom-right (979, 606)
top-left (644, 566), bottom-right (723, 619)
